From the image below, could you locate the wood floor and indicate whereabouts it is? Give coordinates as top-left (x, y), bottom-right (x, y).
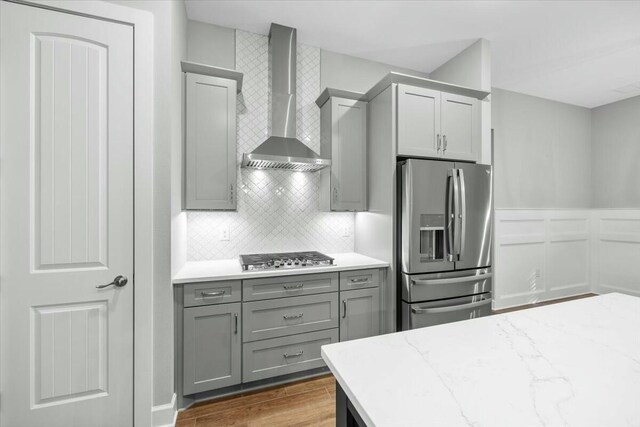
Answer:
top-left (176, 293), bottom-right (597, 427)
top-left (176, 375), bottom-right (336, 427)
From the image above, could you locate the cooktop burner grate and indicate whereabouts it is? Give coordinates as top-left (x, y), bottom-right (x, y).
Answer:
top-left (239, 251), bottom-right (335, 271)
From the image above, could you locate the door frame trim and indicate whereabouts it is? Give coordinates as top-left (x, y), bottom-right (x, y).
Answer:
top-left (2, 1), bottom-right (156, 425)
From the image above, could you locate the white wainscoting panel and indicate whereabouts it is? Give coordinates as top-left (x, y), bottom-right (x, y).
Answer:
top-left (494, 210), bottom-right (591, 310)
top-left (591, 210), bottom-right (640, 296)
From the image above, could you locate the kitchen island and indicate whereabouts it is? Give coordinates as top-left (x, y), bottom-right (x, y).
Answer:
top-left (322, 293), bottom-right (640, 426)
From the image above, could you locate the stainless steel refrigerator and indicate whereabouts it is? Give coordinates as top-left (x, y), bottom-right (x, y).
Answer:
top-left (398, 159), bottom-right (493, 330)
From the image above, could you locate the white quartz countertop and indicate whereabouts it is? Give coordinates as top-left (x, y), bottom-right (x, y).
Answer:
top-left (322, 293), bottom-right (640, 427)
top-left (172, 252), bottom-right (388, 284)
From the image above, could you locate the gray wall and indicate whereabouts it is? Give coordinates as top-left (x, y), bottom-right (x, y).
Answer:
top-left (591, 95), bottom-right (640, 208)
top-left (319, 50), bottom-right (428, 93)
top-left (187, 20), bottom-right (235, 68)
top-left (492, 88), bottom-right (592, 209)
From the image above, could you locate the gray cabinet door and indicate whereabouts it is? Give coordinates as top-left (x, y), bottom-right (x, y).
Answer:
top-left (440, 92), bottom-right (480, 162)
top-left (397, 84), bottom-right (441, 158)
top-left (185, 73), bottom-right (237, 210)
top-left (339, 288), bottom-right (380, 342)
top-left (331, 97), bottom-right (367, 211)
top-left (183, 303), bottom-right (241, 395)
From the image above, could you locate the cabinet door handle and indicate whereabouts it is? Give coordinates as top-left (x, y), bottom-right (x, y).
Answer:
top-left (283, 283), bottom-right (304, 290)
top-left (443, 135), bottom-right (448, 153)
top-left (283, 350), bottom-right (304, 358)
top-left (201, 290), bottom-right (225, 298)
top-left (230, 184), bottom-right (234, 202)
top-left (342, 300), bottom-right (347, 318)
top-left (436, 134), bottom-right (441, 151)
top-left (283, 313), bottom-right (304, 320)
top-left (333, 187), bottom-right (338, 202)
top-left (234, 313), bottom-right (238, 334)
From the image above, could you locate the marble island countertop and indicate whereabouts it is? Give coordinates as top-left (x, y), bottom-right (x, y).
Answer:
top-left (322, 293), bottom-right (640, 427)
top-left (173, 252), bottom-right (388, 284)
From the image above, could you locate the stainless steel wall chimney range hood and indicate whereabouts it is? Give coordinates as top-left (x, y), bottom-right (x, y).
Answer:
top-left (241, 23), bottom-right (330, 172)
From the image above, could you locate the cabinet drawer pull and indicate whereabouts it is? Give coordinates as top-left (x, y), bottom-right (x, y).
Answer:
top-left (350, 278), bottom-right (369, 284)
top-left (201, 290), bottom-right (225, 298)
top-left (283, 283), bottom-right (304, 290)
top-left (283, 313), bottom-right (304, 320)
top-left (283, 350), bottom-right (304, 358)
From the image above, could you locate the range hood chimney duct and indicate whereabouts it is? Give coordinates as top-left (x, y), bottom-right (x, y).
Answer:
top-left (241, 23), bottom-right (330, 172)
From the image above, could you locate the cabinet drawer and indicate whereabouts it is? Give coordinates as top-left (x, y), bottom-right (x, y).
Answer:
top-left (242, 329), bottom-right (338, 383)
top-left (183, 280), bottom-right (241, 307)
top-left (242, 272), bottom-right (338, 301)
top-left (243, 293), bottom-right (338, 342)
top-left (339, 269), bottom-right (380, 291)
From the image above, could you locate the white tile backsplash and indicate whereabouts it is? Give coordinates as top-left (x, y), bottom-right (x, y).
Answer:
top-left (187, 30), bottom-right (355, 261)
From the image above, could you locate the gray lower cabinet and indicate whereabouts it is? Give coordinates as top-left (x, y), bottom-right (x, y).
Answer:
top-left (184, 72), bottom-right (237, 210)
top-left (339, 288), bottom-right (380, 342)
top-left (339, 268), bottom-right (380, 291)
top-left (243, 293), bottom-right (339, 342)
top-left (243, 272), bottom-right (338, 301)
top-left (177, 267), bottom-right (386, 397)
top-left (183, 303), bottom-right (241, 395)
top-left (242, 329), bottom-right (339, 383)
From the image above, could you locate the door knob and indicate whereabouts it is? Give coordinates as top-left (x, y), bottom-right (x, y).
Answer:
top-left (96, 275), bottom-right (128, 289)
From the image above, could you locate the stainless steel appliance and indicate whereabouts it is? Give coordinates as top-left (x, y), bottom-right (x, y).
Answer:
top-left (241, 24), bottom-right (330, 172)
top-left (239, 251), bottom-right (335, 271)
top-left (398, 159), bottom-right (492, 330)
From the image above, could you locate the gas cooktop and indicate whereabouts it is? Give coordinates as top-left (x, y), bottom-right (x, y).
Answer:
top-left (239, 251), bottom-right (335, 271)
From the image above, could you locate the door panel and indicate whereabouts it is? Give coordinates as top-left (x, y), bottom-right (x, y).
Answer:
top-left (183, 304), bottom-right (241, 395)
top-left (397, 85), bottom-right (441, 158)
top-left (185, 73), bottom-right (237, 210)
top-left (339, 288), bottom-right (380, 342)
top-left (441, 93), bottom-right (480, 162)
top-left (399, 159), bottom-right (455, 274)
top-left (332, 98), bottom-right (366, 211)
top-left (455, 163), bottom-right (492, 270)
top-left (1, 3), bottom-right (133, 426)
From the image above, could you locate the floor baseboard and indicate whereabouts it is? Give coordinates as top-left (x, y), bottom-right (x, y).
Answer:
top-left (152, 393), bottom-right (177, 427)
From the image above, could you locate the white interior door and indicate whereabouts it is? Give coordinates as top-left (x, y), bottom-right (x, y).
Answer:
top-left (0, 2), bottom-right (134, 426)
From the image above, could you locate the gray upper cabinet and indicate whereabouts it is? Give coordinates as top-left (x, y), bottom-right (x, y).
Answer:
top-left (319, 95), bottom-right (367, 211)
top-left (440, 92), bottom-right (480, 162)
top-left (339, 287), bottom-right (380, 342)
top-left (183, 303), bottom-right (241, 395)
top-left (397, 84), bottom-right (481, 163)
top-left (397, 85), bottom-right (441, 159)
top-left (184, 72), bottom-right (237, 210)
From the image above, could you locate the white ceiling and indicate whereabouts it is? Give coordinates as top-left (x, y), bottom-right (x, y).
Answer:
top-left (185, 1), bottom-right (640, 108)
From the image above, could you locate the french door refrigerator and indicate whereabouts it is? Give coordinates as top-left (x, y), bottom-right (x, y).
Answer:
top-left (398, 159), bottom-right (493, 330)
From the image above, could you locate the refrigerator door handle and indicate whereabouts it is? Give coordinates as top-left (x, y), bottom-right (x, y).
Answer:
top-left (446, 169), bottom-right (456, 262)
top-left (451, 168), bottom-right (460, 260)
top-left (458, 168), bottom-right (466, 261)
top-left (411, 297), bottom-right (491, 314)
